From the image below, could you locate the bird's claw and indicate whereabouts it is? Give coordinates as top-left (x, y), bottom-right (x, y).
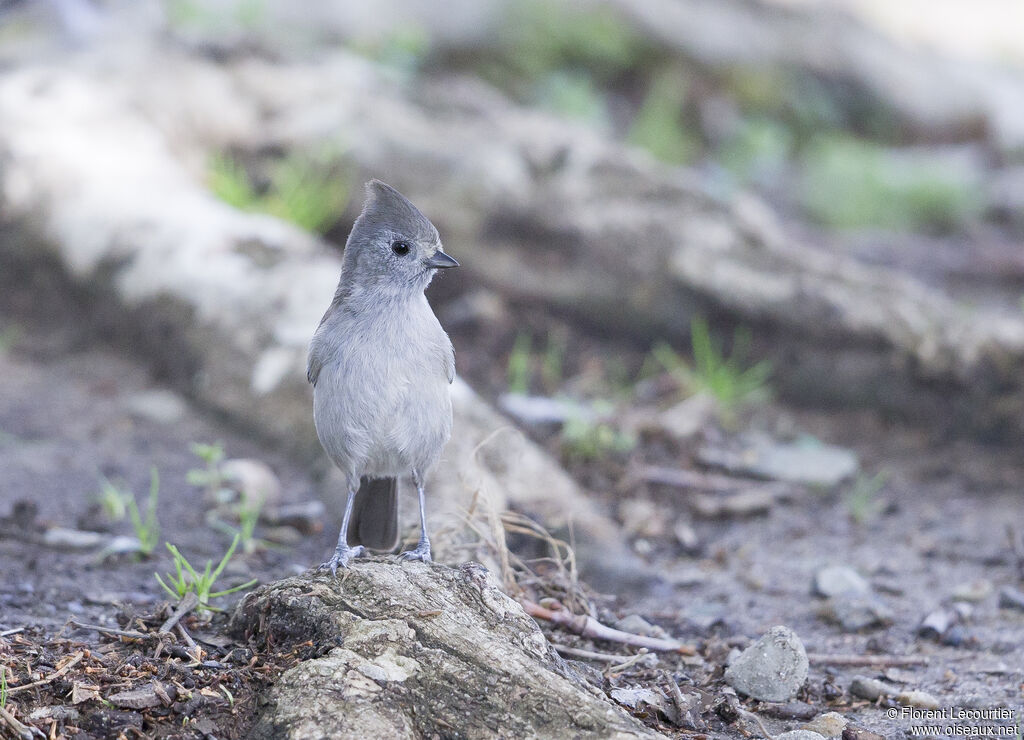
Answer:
top-left (398, 540), bottom-right (432, 563)
top-left (318, 544), bottom-right (367, 576)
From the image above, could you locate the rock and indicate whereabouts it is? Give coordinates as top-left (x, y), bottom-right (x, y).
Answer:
top-left (656, 392), bottom-right (718, 440)
top-left (918, 607), bottom-right (959, 639)
top-left (813, 566), bottom-right (870, 597)
top-left (221, 458), bottom-right (283, 508)
top-left (951, 578), bottom-right (993, 602)
top-left (818, 594), bottom-right (894, 631)
top-left (801, 712), bottom-right (849, 738)
top-left (615, 614), bottom-right (671, 641)
top-left (229, 562), bottom-right (660, 739)
top-left (997, 586), bottom-right (1024, 610)
top-left (699, 436), bottom-right (859, 487)
top-left (842, 727), bottom-right (887, 740)
top-left (123, 389), bottom-right (187, 424)
top-left (724, 626), bottom-right (808, 702)
top-left (896, 690), bottom-right (941, 710)
top-left (776, 732), bottom-right (825, 740)
top-left (848, 675), bottom-right (893, 701)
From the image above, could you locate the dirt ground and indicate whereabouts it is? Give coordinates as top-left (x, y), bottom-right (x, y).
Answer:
top-left (1, 257), bottom-right (1022, 739)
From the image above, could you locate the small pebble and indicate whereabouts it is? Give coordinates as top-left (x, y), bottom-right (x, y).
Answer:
top-left (842, 726), bottom-right (886, 740)
top-left (725, 625), bottom-right (808, 702)
top-left (818, 594), bottom-right (894, 631)
top-left (951, 578), bottom-right (992, 603)
top-left (896, 690), bottom-right (941, 709)
top-left (813, 565), bottom-right (870, 597)
top-left (997, 586), bottom-right (1024, 610)
top-left (848, 675), bottom-right (893, 701)
top-left (801, 711), bottom-right (848, 738)
top-left (776, 732), bottom-right (825, 740)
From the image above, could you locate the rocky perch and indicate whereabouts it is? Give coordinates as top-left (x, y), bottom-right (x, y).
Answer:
top-left (229, 560), bottom-right (661, 739)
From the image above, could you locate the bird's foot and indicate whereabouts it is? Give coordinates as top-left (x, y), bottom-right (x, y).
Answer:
top-left (318, 544), bottom-right (367, 576)
top-left (398, 539), bottom-right (432, 563)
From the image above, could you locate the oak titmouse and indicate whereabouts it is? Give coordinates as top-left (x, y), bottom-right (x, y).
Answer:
top-left (307, 180), bottom-right (458, 573)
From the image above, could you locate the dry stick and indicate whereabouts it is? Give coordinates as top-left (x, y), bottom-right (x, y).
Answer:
top-left (158, 593), bottom-right (199, 635)
top-left (0, 703), bottom-right (39, 740)
top-left (0, 628), bottom-right (24, 638)
top-left (554, 644), bottom-right (635, 663)
top-left (67, 620), bottom-right (153, 641)
top-left (521, 600), bottom-right (695, 654)
top-left (663, 672), bottom-right (689, 724)
top-left (633, 464), bottom-right (787, 494)
top-left (737, 706), bottom-right (775, 740)
top-left (6, 652), bottom-right (84, 696)
top-left (807, 653), bottom-right (927, 667)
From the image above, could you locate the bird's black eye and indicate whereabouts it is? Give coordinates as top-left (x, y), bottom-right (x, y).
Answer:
top-left (391, 240), bottom-right (411, 256)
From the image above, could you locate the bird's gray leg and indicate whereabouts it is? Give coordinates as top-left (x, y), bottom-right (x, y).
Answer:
top-left (318, 486), bottom-right (366, 576)
top-left (399, 469), bottom-right (431, 563)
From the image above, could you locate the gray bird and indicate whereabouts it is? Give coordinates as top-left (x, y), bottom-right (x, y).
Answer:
top-left (307, 179), bottom-right (458, 574)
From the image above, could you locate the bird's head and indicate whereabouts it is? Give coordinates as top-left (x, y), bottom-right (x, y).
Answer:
top-left (341, 179), bottom-right (458, 296)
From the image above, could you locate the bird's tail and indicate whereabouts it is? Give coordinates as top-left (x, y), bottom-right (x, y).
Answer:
top-left (348, 476), bottom-right (399, 551)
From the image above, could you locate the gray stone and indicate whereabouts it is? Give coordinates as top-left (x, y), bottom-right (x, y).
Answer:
top-left (776, 732), bottom-right (826, 740)
top-left (656, 392), bottom-right (718, 440)
top-left (818, 594), bottom-right (894, 631)
top-left (951, 578), bottom-right (993, 603)
top-left (801, 712), bottom-right (849, 738)
top-left (998, 586), bottom-right (1024, 610)
top-left (896, 690), bottom-right (941, 710)
top-left (813, 566), bottom-right (870, 597)
top-left (848, 676), bottom-right (893, 701)
top-left (724, 626), bottom-right (809, 702)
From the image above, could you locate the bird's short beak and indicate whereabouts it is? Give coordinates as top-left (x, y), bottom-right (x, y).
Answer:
top-left (425, 250), bottom-right (459, 269)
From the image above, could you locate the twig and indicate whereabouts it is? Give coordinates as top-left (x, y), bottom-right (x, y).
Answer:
top-left (0, 703), bottom-right (41, 740)
top-left (521, 599), bottom-right (695, 654)
top-left (554, 644), bottom-right (635, 663)
top-left (607, 649), bottom-right (650, 674)
top-left (664, 672), bottom-right (688, 725)
top-left (0, 628), bottom-right (24, 638)
top-left (806, 653), bottom-right (926, 667)
top-left (6, 652), bottom-right (84, 696)
top-left (67, 620), bottom-right (153, 641)
top-left (631, 464), bottom-right (789, 495)
top-left (159, 593), bottom-right (199, 635)
top-left (737, 706), bottom-right (775, 740)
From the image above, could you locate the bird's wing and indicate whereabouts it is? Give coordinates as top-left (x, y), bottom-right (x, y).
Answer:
top-left (445, 341), bottom-right (456, 384)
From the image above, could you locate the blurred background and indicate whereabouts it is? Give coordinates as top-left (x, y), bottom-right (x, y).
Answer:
top-left (1, 0), bottom-right (1023, 735)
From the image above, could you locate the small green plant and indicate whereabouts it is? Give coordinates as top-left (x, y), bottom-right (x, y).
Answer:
top-left (1, 664), bottom-right (7, 709)
top-left (209, 489), bottom-right (265, 554)
top-left (506, 331), bottom-right (533, 394)
top-left (126, 468), bottom-right (161, 557)
top-left (155, 534), bottom-right (257, 612)
top-left (541, 330), bottom-right (567, 393)
top-left (799, 135), bottom-right (983, 233)
top-left (207, 152), bottom-right (351, 234)
top-left (844, 471), bottom-right (889, 525)
top-left (627, 67), bottom-right (698, 165)
top-left (561, 403), bottom-right (636, 463)
top-left (653, 316), bottom-right (772, 410)
top-left (187, 441), bottom-right (230, 502)
top-left (96, 476), bottom-right (131, 522)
